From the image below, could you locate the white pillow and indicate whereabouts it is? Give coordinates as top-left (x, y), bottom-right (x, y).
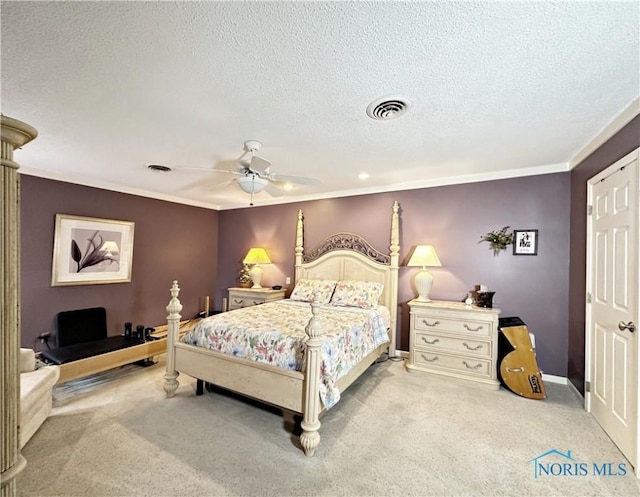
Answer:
top-left (329, 280), bottom-right (384, 309)
top-left (289, 279), bottom-right (337, 304)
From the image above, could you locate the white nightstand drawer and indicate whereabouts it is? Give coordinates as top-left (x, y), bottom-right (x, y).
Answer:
top-left (229, 298), bottom-right (263, 309)
top-left (413, 315), bottom-right (491, 337)
top-left (227, 287), bottom-right (286, 310)
top-left (413, 350), bottom-right (492, 377)
top-left (414, 332), bottom-right (491, 358)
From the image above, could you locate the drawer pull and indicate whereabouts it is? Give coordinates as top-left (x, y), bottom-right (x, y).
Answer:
top-left (420, 354), bottom-right (439, 363)
top-left (462, 361), bottom-right (483, 370)
top-left (421, 319), bottom-right (440, 327)
top-left (462, 342), bottom-right (483, 351)
top-left (251, 301), bottom-right (261, 306)
top-left (233, 299), bottom-right (243, 304)
top-left (421, 337), bottom-right (440, 345)
top-left (463, 323), bottom-right (484, 332)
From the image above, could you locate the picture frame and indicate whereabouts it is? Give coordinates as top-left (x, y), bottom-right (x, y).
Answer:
top-left (51, 214), bottom-right (135, 286)
top-left (513, 229), bottom-right (538, 256)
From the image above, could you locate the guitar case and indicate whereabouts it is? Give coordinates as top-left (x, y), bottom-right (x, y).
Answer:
top-left (497, 317), bottom-right (546, 400)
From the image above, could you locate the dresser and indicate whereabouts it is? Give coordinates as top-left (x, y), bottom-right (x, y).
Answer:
top-left (227, 287), bottom-right (286, 310)
top-left (406, 300), bottom-right (500, 390)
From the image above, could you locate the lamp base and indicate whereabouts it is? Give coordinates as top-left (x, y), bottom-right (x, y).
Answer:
top-left (414, 269), bottom-right (434, 302)
top-left (250, 265), bottom-right (264, 289)
top-left (414, 296), bottom-right (432, 303)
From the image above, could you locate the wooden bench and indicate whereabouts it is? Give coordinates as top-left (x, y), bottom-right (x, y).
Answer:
top-left (54, 319), bottom-right (200, 384)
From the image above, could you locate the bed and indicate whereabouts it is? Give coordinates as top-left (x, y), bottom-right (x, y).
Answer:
top-left (163, 201), bottom-right (400, 456)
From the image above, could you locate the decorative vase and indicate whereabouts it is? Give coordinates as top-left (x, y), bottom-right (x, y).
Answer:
top-left (239, 281), bottom-right (251, 288)
top-left (476, 291), bottom-right (495, 308)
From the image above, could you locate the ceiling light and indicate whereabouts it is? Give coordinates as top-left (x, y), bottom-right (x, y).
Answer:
top-left (366, 96), bottom-right (410, 120)
top-left (358, 172), bottom-right (370, 180)
top-left (237, 175), bottom-right (268, 194)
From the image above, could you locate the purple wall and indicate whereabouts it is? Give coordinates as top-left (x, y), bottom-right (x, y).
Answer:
top-left (568, 115), bottom-right (640, 394)
top-left (20, 176), bottom-right (219, 349)
top-left (218, 174), bottom-right (571, 376)
top-left (19, 115), bottom-right (639, 381)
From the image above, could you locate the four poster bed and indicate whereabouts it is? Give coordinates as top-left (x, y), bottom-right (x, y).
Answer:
top-left (163, 201), bottom-right (400, 456)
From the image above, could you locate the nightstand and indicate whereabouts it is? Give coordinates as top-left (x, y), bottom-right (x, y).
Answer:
top-left (227, 287), bottom-right (286, 310)
top-left (406, 300), bottom-right (500, 390)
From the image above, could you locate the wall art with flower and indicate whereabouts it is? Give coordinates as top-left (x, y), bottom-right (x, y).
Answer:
top-left (51, 214), bottom-right (135, 286)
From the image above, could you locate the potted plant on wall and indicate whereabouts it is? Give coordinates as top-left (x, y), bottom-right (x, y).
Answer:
top-left (479, 226), bottom-right (514, 256)
top-left (239, 263), bottom-right (252, 288)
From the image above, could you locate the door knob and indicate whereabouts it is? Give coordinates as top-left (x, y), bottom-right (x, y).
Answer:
top-left (618, 321), bottom-right (636, 333)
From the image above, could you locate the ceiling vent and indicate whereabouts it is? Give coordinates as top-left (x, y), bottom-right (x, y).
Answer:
top-left (147, 164), bottom-right (172, 172)
top-left (366, 96), bottom-right (410, 120)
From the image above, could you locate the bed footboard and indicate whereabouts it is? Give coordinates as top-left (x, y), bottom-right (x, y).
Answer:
top-left (163, 281), bottom-right (325, 456)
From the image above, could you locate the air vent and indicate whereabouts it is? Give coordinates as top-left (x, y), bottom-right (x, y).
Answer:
top-left (366, 96), bottom-right (410, 120)
top-left (147, 164), bottom-right (172, 172)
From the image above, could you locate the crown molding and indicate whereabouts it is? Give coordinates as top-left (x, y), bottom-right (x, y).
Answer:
top-left (569, 97), bottom-right (640, 169)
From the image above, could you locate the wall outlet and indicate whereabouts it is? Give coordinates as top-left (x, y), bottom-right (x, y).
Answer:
top-left (285, 276), bottom-right (291, 285)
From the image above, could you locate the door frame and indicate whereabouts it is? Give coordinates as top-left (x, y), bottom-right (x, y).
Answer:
top-left (584, 147), bottom-right (639, 476)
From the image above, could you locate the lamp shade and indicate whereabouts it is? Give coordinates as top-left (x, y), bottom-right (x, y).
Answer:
top-left (407, 245), bottom-right (441, 302)
top-left (243, 248), bottom-right (272, 265)
top-left (243, 248), bottom-right (271, 288)
top-left (407, 245), bottom-right (441, 268)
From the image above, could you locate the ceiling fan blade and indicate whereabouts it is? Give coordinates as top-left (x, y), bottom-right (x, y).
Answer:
top-left (263, 182), bottom-right (284, 198)
top-left (214, 159), bottom-right (243, 172)
top-left (208, 178), bottom-right (235, 191)
top-left (175, 166), bottom-right (243, 177)
top-left (269, 173), bottom-right (322, 186)
top-left (250, 155), bottom-right (271, 171)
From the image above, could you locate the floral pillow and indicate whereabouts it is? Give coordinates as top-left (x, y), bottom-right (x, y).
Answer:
top-left (329, 280), bottom-right (384, 309)
top-left (289, 279), bottom-right (337, 304)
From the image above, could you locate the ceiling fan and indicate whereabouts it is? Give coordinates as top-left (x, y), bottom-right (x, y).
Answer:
top-left (187, 140), bottom-right (322, 205)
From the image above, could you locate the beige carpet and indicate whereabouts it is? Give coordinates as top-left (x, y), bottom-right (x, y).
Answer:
top-left (17, 358), bottom-right (640, 497)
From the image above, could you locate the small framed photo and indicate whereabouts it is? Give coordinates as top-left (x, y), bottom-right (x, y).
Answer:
top-left (51, 214), bottom-right (135, 286)
top-left (513, 229), bottom-right (538, 256)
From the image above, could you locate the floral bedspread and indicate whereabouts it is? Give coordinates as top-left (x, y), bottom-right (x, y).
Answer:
top-left (180, 300), bottom-right (389, 409)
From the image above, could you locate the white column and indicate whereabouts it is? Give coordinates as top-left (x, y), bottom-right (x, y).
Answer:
top-left (1, 115), bottom-right (38, 497)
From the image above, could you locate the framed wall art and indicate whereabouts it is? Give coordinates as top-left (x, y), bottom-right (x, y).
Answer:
top-left (51, 214), bottom-right (135, 286)
top-left (513, 229), bottom-right (538, 256)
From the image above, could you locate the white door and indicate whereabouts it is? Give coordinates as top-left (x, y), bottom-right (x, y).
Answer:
top-left (586, 149), bottom-right (639, 475)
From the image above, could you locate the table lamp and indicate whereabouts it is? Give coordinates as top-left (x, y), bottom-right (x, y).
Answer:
top-left (243, 247), bottom-right (272, 288)
top-left (407, 245), bottom-right (441, 302)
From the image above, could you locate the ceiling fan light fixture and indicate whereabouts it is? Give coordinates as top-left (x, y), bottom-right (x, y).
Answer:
top-left (366, 96), bottom-right (410, 120)
top-left (237, 175), bottom-right (268, 194)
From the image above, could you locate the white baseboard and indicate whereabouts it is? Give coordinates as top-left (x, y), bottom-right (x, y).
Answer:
top-left (396, 350), bottom-right (409, 359)
top-left (397, 351), bottom-right (585, 403)
top-left (541, 373), bottom-right (567, 385)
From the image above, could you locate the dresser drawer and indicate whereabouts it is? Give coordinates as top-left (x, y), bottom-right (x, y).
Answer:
top-left (229, 298), bottom-right (264, 310)
top-left (413, 350), bottom-right (492, 377)
top-left (413, 315), bottom-right (492, 338)
top-left (414, 332), bottom-right (491, 358)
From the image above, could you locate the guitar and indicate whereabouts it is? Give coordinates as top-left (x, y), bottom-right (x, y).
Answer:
top-left (497, 317), bottom-right (546, 400)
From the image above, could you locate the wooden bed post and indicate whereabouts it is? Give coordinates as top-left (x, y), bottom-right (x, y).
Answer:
top-left (300, 301), bottom-right (322, 456)
top-left (294, 209), bottom-right (304, 282)
top-left (163, 280), bottom-right (183, 398)
top-left (389, 201), bottom-right (400, 357)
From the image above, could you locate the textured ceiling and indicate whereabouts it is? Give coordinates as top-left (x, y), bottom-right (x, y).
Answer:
top-left (2, 1), bottom-right (639, 210)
